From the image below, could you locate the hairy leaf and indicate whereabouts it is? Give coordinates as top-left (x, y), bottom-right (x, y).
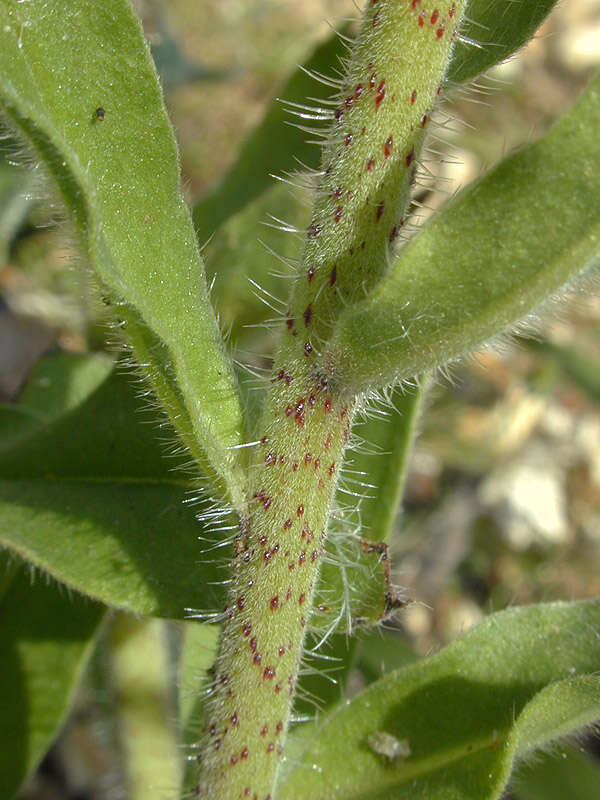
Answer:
top-left (326, 75), bottom-right (600, 394)
top-left (0, 353), bottom-right (226, 618)
top-left (0, 0), bottom-right (246, 505)
top-left (280, 599), bottom-right (600, 800)
top-left (0, 556), bottom-right (103, 798)
top-left (449, 1), bottom-right (559, 85)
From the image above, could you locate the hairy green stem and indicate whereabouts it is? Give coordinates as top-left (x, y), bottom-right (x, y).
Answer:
top-left (196, 3), bottom-right (465, 797)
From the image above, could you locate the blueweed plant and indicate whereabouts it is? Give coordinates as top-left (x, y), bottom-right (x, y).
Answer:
top-left (1, 2), bottom-right (600, 800)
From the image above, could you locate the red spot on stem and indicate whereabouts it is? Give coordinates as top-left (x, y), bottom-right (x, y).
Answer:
top-left (375, 79), bottom-right (386, 110)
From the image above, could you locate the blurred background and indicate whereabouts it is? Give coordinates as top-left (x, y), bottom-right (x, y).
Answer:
top-left (2, 1), bottom-right (599, 798)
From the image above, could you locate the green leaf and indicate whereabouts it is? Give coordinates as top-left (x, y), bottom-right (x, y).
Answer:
top-left (0, 354), bottom-right (227, 618)
top-left (293, 634), bottom-right (358, 720)
top-left (109, 615), bottom-right (182, 800)
top-left (192, 30), bottom-right (346, 243)
top-left (0, 0), bottom-right (246, 506)
top-left (344, 385), bottom-right (426, 545)
top-left (355, 628), bottom-right (419, 684)
top-left (279, 598), bottom-right (600, 800)
top-left (179, 622), bottom-right (220, 733)
top-left (326, 75), bottom-right (600, 394)
top-left (205, 181), bottom-right (310, 351)
top-left (0, 556), bottom-right (103, 798)
top-left (179, 621), bottom-right (221, 798)
top-left (17, 350), bottom-right (114, 420)
top-left (314, 384), bottom-right (425, 630)
top-left (448, 1), bottom-right (559, 85)
top-left (512, 746), bottom-right (600, 800)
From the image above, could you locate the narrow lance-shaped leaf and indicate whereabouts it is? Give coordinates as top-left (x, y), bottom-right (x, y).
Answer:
top-left (0, 353), bottom-right (227, 618)
top-left (279, 598), bottom-right (600, 800)
top-left (0, 0), bottom-right (246, 507)
top-left (325, 75), bottom-right (600, 395)
top-left (0, 556), bottom-right (104, 798)
top-left (448, 1), bottom-right (559, 86)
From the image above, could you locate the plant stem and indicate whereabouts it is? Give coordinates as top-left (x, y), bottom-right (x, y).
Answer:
top-left (196, 3), bottom-right (465, 797)
top-left (197, 358), bottom-right (353, 799)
